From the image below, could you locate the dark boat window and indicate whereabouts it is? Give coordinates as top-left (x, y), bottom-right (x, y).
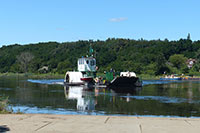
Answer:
top-left (86, 60), bottom-right (89, 64)
top-left (90, 60), bottom-right (95, 66)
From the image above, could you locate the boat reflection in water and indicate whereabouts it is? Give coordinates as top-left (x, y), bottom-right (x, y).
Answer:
top-left (109, 86), bottom-right (142, 103)
top-left (64, 86), bottom-right (95, 111)
top-left (64, 85), bottom-right (142, 112)
top-left (108, 86), bottom-right (142, 95)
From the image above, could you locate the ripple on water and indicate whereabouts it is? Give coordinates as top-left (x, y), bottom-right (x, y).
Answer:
top-left (27, 79), bottom-right (64, 85)
top-left (120, 95), bottom-right (188, 103)
top-left (142, 80), bottom-right (184, 86)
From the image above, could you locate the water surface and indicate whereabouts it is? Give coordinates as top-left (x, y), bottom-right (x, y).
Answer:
top-left (1, 76), bottom-right (200, 117)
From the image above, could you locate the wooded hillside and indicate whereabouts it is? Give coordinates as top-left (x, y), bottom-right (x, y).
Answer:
top-left (1, 37), bottom-right (200, 75)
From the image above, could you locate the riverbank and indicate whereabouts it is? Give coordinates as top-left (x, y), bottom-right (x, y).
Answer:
top-left (0, 114), bottom-right (200, 133)
top-left (0, 72), bottom-right (162, 80)
top-left (0, 73), bottom-right (64, 79)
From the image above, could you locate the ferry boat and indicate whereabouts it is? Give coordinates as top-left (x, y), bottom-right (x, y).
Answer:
top-left (64, 46), bottom-right (142, 88)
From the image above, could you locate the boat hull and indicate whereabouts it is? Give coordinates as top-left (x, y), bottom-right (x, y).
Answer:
top-left (160, 78), bottom-right (182, 80)
top-left (80, 77), bottom-right (93, 82)
top-left (108, 76), bottom-right (142, 88)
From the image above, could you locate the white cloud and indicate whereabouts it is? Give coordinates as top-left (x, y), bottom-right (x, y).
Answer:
top-left (109, 17), bottom-right (128, 22)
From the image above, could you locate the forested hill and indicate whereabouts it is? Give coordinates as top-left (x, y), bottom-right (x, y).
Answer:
top-left (1, 38), bottom-right (200, 75)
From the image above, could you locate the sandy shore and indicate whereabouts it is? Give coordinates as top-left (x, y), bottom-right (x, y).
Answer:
top-left (0, 114), bottom-right (200, 133)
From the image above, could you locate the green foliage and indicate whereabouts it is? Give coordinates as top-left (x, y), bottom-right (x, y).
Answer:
top-left (0, 38), bottom-right (200, 75)
top-left (167, 65), bottom-right (181, 74)
top-left (195, 49), bottom-right (200, 61)
top-left (169, 54), bottom-right (187, 69)
top-left (0, 96), bottom-right (12, 114)
top-left (57, 60), bottom-right (73, 74)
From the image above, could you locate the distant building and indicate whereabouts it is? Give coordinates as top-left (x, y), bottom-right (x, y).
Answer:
top-left (186, 58), bottom-right (196, 69)
top-left (38, 66), bottom-right (48, 73)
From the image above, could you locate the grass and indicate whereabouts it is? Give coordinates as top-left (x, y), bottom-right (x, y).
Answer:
top-left (0, 96), bottom-right (12, 114)
top-left (24, 73), bottom-right (64, 79)
top-left (0, 96), bottom-right (24, 114)
top-left (0, 73), bottom-right (65, 79)
top-left (138, 74), bottom-right (161, 80)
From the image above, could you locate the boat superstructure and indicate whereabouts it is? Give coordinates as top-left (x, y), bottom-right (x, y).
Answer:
top-left (64, 46), bottom-right (96, 86)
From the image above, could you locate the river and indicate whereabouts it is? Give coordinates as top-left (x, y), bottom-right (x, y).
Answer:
top-left (1, 76), bottom-right (200, 117)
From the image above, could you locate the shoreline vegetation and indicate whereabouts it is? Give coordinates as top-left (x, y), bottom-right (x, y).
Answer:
top-left (1, 72), bottom-right (200, 80)
top-left (0, 96), bottom-right (23, 114)
top-left (0, 72), bottom-right (161, 80)
top-left (0, 73), bottom-right (64, 79)
top-left (0, 96), bottom-right (12, 114)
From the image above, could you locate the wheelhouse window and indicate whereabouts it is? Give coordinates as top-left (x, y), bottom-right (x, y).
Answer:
top-left (79, 59), bottom-right (84, 64)
top-left (90, 60), bottom-right (96, 66)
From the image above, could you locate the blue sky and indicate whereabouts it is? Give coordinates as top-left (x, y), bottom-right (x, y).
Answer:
top-left (0, 0), bottom-right (199, 46)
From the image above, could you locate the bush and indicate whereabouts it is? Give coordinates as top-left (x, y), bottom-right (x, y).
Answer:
top-left (0, 96), bottom-right (12, 114)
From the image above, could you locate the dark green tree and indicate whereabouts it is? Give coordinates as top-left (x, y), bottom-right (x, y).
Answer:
top-left (169, 54), bottom-right (187, 69)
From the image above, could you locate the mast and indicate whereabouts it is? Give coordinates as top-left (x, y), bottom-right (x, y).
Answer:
top-left (89, 44), bottom-right (94, 57)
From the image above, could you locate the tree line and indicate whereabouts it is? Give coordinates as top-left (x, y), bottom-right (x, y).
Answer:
top-left (0, 37), bottom-right (200, 76)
